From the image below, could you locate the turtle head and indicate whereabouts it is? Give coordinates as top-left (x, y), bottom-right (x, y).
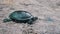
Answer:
top-left (32, 17), bottom-right (38, 21)
top-left (3, 18), bottom-right (12, 23)
top-left (27, 17), bottom-right (38, 25)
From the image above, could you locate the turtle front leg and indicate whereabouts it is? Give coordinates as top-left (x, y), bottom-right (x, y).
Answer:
top-left (27, 19), bottom-right (33, 25)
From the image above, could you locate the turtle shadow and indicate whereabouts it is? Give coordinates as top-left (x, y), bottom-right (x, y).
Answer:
top-left (12, 19), bottom-right (30, 24)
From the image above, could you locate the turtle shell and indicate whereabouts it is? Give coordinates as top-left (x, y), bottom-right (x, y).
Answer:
top-left (9, 11), bottom-right (33, 21)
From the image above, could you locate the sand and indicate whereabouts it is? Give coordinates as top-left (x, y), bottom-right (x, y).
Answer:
top-left (0, 0), bottom-right (60, 34)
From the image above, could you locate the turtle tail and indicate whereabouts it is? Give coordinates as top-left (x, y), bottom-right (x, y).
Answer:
top-left (3, 18), bottom-right (12, 23)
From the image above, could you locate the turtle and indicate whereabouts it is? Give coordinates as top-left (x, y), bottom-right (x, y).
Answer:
top-left (3, 10), bottom-right (38, 25)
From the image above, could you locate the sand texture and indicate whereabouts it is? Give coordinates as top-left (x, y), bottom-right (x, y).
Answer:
top-left (0, 0), bottom-right (60, 34)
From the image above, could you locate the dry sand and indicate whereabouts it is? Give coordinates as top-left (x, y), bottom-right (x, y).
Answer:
top-left (0, 0), bottom-right (60, 34)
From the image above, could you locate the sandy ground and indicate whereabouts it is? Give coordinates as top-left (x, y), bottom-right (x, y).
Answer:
top-left (0, 0), bottom-right (60, 34)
